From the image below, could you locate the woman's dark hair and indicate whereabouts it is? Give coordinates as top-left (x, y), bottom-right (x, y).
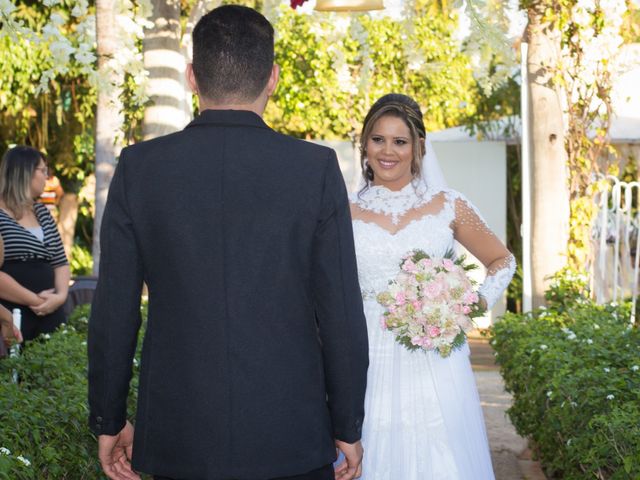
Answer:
top-left (359, 93), bottom-right (426, 184)
top-left (192, 5), bottom-right (274, 104)
top-left (0, 145), bottom-right (45, 219)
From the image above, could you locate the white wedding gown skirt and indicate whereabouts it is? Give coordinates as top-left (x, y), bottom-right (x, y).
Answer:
top-left (349, 188), bottom-right (499, 480)
top-left (360, 299), bottom-right (495, 480)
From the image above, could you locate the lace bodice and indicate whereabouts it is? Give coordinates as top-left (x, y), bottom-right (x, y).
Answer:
top-left (350, 183), bottom-right (516, 309)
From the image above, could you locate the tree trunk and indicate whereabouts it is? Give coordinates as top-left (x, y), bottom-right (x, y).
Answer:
top-left (526, 7), bottom-right (570, 308)
top-left (178, 0), bottom-right (223, 120)
top-left (182, 0), bottom-right (216, 64)
top-left (58, 193), bottom-right (78, 261)
top-left (142, 0), bottom-right (190, 140)
top-left (93, 0), bottom-right (124, 274)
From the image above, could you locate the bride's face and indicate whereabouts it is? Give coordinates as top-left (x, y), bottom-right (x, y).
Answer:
top-left (365, 114), bottom-right (414, 191)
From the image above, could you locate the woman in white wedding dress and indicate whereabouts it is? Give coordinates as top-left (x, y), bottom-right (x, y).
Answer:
top-left (350, 94), bottom-right (515, 480)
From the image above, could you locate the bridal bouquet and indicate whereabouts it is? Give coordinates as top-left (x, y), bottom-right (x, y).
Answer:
top-left (376, 249), bottom-right (484, 358)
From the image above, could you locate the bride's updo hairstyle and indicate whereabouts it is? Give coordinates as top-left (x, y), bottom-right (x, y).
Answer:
top-left (360, 93), bottom-right (426, 184)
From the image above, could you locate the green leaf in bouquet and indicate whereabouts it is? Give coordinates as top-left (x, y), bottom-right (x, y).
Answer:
top-left (410, 249), bottom-right (430, 262)
top-left (397, 335), bottom-right (422, 352)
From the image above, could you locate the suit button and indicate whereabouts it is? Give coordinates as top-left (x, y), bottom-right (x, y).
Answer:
top-left (96, 416), bottom-right (103, 423)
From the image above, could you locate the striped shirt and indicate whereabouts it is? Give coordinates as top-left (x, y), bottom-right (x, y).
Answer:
top-left (0, 203), bottom-right (68, 268)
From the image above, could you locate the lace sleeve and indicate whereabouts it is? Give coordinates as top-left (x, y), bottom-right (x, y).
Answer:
top-left (449, 192), bottom-right (516, 309)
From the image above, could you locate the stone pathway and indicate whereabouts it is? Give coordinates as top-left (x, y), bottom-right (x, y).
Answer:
top-left (469, 336), bottom-right (547, 480)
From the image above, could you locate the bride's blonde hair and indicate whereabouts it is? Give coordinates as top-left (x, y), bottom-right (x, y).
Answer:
top-left (359, 94), bottom-right (426, 185)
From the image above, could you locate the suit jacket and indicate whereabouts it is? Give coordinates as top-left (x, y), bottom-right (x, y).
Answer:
top-left (88, 110), bottom-right (369, 480)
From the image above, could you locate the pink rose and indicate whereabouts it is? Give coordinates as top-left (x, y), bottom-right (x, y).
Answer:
top-left (411, 335), bottom-right (423, 346)
top-left (427, 325), bottom-right (441, 338)
top-left (463, 291), bottom-right (479, 304)
top-left (413, 300), bottom-right (422, 309)
top-left (462, 305), bottom-right (472, 315)
top-left (418, 258), bottom-right (433, 269)
top-left (395, 292), bottom-right (407, 305)
top-left (402, 259), bottom-right (418, 273)
top-left (424, 281), bottom-right (444, 299)
top-left (442, 258), bottom-right (455, 271)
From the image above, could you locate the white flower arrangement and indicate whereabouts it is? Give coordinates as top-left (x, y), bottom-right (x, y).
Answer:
top-left (1, 0), bottom-right (151, 109)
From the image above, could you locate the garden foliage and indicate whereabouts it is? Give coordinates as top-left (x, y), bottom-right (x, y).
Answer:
top-left (491, 271), bottom-right (640, 479)
top-left (0, 305), bottom-right (146, 479)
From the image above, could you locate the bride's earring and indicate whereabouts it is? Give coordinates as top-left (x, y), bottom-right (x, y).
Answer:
top-left (363, 156), bottom-right (374, 182)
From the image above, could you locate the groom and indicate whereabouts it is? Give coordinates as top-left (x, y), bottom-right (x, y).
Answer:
top-left (87, 5), bottom-right (369, 480)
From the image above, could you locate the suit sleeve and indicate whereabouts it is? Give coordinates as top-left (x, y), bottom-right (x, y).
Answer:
top-left (311, 150), bottom-right (369, 443)
top-left (88, 149), bottom-right (144, 436)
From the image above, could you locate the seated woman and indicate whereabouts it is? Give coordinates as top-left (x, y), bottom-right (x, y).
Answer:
top-left (0, 146), bottom-right (70, 342)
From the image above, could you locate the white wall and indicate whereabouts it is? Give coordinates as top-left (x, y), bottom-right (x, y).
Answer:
top-left (310, 139), bottom-right (361, 190)
top-left (433, 141), bottom-right (507, 244)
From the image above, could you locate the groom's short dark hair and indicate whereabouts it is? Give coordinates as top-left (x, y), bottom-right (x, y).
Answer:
top-left (192, 5), bottom-right (274, 104)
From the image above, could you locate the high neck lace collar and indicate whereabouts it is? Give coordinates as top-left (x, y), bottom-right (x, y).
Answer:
top-left (353, 181), bottom-right (434, 225)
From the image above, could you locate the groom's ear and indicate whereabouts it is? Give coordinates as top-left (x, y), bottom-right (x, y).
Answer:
top-left (265, 64), bottom-right (280, 97)
top-left (186, 64), bottom-right (199, 94)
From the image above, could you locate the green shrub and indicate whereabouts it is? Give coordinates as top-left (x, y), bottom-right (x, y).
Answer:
top-left (0, 446), bottom-right (35, 480)
top-left (66, 303), bottom-right (91, 335)
top-left (69, 244), bottom-right (93, 277)
top-left (491, 297), bottom-right (640, 479)
top-left (0, 306), bottom-right (146, 479)
top-left (543, 267), bottom-right (591, 313)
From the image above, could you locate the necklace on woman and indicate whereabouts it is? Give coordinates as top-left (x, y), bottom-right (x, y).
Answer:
top-left (353, 180), bottom-right (432, 225)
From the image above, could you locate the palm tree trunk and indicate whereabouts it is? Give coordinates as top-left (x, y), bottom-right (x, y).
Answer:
top-left (142, 0), bottom-right (190, 140)
top-left (93, 0), bottom-right (124, 274)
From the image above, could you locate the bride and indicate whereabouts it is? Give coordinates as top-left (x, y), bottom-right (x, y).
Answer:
top-left (349, 94), bottom-right (515, 479)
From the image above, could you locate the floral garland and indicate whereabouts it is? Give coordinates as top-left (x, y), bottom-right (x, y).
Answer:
top-left (287, 0), bottom-right (519, 95)
top-left (0, 0), bottom-right (151, 105)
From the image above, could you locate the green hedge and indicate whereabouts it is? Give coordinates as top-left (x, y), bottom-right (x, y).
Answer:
top-left (0, 305), bottom-right (146, 479)
top-left (7, 281), bottom-right (640, 479)
top-left (491, 275), bottom-right (640, 479)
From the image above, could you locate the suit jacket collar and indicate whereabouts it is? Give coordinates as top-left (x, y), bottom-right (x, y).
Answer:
top-left (185, 109), bottom-right (270, 130)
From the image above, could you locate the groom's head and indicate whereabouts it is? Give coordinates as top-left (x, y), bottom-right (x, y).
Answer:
top-left (191, 5), bottom-right (275, 106)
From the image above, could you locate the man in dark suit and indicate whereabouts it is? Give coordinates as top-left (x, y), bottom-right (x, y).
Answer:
top-left (88, 5), bottom-right (368, 480)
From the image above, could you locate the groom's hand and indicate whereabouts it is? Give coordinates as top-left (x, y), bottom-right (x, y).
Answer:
top-left (334, 439), bottom-right (363, 480)
top-left (97, 420), bottom-right (140, 480)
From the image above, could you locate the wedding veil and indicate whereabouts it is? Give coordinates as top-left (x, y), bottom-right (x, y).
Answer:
top-left (421, 134), bottom-right (447, 191)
